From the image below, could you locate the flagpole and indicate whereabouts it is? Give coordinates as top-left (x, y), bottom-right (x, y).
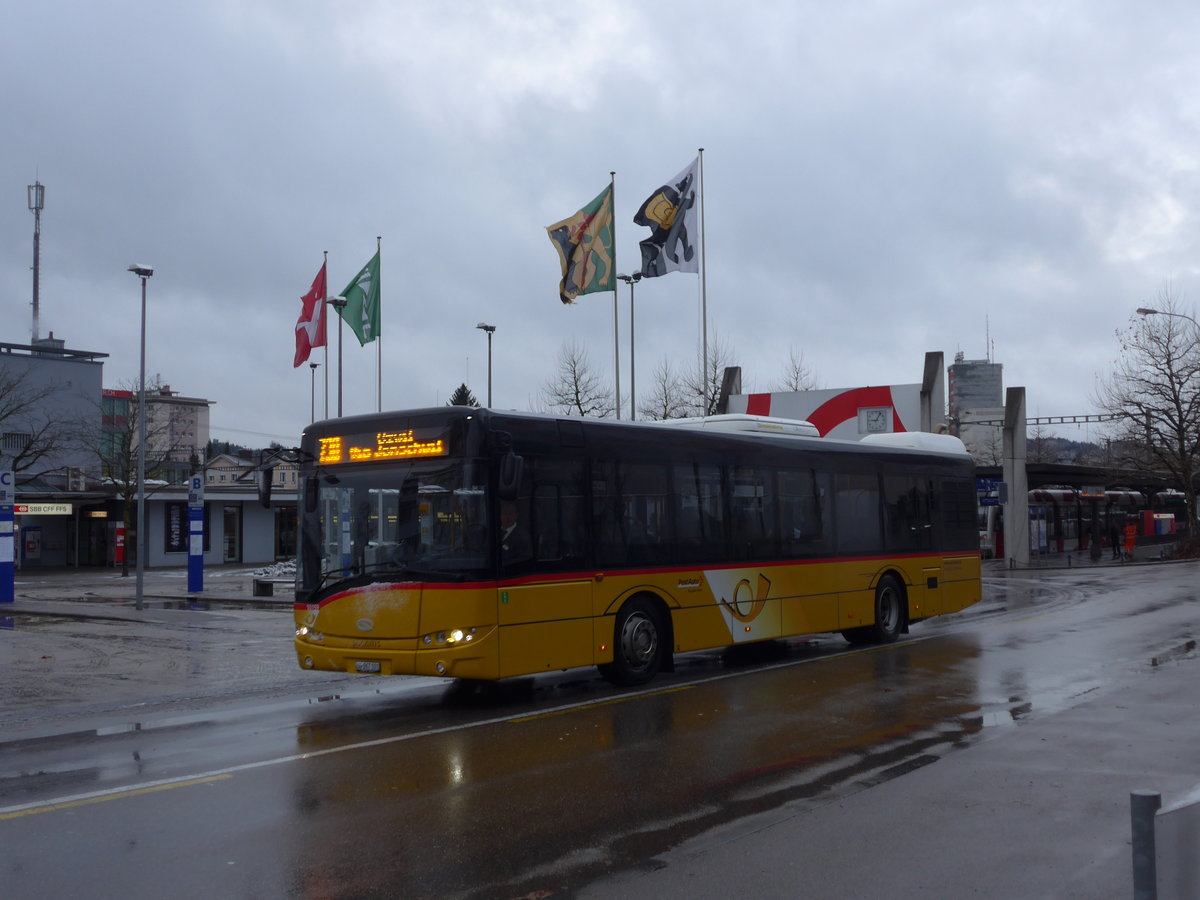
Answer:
top-left (610, 171), bottom-right (621, 419)
top-left (322, 250), bottom-right (329, 420)
top-left (331, 295), bottom-right (345, 417)
top-left (376, 236), bottom-right (382, 413)
top-left (698, 147), bottom-right (708, 412)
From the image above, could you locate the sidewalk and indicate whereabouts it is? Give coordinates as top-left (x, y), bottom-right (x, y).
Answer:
top-left (3, 563), bottom-right (292, 621)
top-left (986, 540), bottom-right (1179, 570)
top-left (0, 564), bottom-right (329, 735)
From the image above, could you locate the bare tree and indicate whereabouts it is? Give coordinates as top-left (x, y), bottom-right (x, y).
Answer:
top-left (1027, 421), bottom-right (1056, 464)
top-left (960, 423), bottom-right (1004, 467)
top-left (776, 346), bottom-right (820, 393)
top-left (540, 339), bottom-right (614, 418)
top-left (81, 380), bottom-right (192, 576)
top-left (1096, 286), bottom-right (1200, 533)
top-left (0, 365), bottom-right (79, 476)
top-left (682, 333), bottom-right (736, 417)
top-left (638, 357), bottom-right (692, 420)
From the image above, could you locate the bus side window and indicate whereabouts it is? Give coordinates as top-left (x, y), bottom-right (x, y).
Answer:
top-left (674, 462), bottom-right (725, 563)
top-left (528, 457), bottom-right (586, 569)
top-left (835, 472), bottom-right (882, 555)
top-left (592, 460), bottom-right (671, 567)
top-left (533, 484), bottom-right (560, 560)
top-left (730, 465), bottom-right (777, 560)
top-left (883, 475), bottom-right (932, 551)
top-left (779, 469), bottom-right (830, 557)
top-left (940, 477), bottom-right (978, 549)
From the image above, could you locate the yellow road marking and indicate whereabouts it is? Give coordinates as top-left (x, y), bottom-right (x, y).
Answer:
top-left (0, 775), bottom-right (232, 820)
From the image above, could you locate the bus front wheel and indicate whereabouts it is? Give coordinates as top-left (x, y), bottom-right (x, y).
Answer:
top-left (841, 574), bottom-right (906, 646)
top-left (599, 598), bottom-right (664, 686)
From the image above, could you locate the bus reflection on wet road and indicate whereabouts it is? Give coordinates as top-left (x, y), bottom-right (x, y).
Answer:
top-left (286, 633), bottom-right (985, 898)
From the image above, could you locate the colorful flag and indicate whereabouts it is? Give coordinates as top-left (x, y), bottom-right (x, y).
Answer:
top-left (336, 250), bottom-right (381, 345)
top-left (634, 157), bottom-right (699, 278)
top-left (293, 261), bottom-right (327, 367)
top-left (546, 184), bottom-right (615, 304)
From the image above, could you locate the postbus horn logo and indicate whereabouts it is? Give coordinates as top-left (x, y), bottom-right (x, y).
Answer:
top-left (720, 573), bottom-right (771, 623)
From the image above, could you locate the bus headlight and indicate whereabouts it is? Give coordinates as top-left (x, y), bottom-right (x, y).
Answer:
top-left (425, 627), bottom-right (478, 645)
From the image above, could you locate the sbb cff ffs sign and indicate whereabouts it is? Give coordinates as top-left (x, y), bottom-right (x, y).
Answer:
top-left (14, 503), bottom-right (72, 515)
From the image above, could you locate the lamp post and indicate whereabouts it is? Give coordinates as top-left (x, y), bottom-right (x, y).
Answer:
top-left (309, 362), bottom-right (320, 422)
top-left (475, 323), bottom-right (495, 407)
top-left (617, 272), bottom-right (642, 421)
top-left (1137, 307), bottom-right (1200, 330)
top-left (28, 182), bottom-right (44, 344)
top-left (329, 297), bottom-right (347, 416)
top-left (127, 264), bottom-right (154, 611)
top-left (1136, 305), bottom-right (1200, 536)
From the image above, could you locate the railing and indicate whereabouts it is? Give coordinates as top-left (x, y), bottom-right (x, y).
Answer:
top-left (1131, 787), bottom-right (1200, 898)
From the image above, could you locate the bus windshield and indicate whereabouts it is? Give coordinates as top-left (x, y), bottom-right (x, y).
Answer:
top-left (298, 457), bottom-right (491, 593)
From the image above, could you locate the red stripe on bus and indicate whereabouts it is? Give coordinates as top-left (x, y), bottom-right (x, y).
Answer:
top-left (294, 549), bottom-right (979, 611)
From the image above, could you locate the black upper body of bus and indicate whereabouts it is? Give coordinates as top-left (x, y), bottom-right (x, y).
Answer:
top-left (296, 407), bottom-right (978, 603)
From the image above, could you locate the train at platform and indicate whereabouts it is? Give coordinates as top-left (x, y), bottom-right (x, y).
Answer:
top-left (978, 487), bottom-right (1187, 559)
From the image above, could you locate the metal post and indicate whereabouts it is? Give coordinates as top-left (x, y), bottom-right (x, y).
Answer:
top-left (0, 468), bottom-right (13, 604)
top-left (476, 323), bottom-right (495, 407)
top-left (28, 182), bottom-right (44, 344)
top-left (309, 362), bottom-right (319, 423)
top-left (617, 273), bottom-right (642, 421)
top-left (127, 266), bottom-right (154, 611)
top-left (330, 297), bottom-right (347, 416)
top-left (612, 291), bottom-right (621, 419)
top-left (1131, 790), bottom-right (1161, 900)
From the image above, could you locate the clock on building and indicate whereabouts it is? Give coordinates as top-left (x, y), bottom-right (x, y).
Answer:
top-left (860, 406), bottom-right (890, 433)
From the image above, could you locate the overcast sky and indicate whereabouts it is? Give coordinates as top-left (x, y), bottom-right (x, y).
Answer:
top-left (4, 0), bottom-right (1200, 447)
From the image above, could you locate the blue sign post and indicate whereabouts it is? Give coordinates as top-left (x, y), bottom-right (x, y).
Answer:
top-left (187, 473), bottom-right (204, 593)
top-left (0, 469), bottom-right (14, 604)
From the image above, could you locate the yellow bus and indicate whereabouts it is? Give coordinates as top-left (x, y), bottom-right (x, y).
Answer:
top-left (293, 408), bottom-right (981, 685)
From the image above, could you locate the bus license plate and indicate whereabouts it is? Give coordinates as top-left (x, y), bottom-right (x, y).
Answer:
top-left (355, 661), bottom-right (381, 674)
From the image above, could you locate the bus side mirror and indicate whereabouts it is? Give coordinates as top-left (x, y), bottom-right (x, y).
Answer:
top-left (498, 451), bottom-right (524, 502)
top-left (305, 476), bottom-right (318, 513)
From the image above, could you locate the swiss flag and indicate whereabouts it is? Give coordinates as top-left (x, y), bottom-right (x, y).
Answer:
top-left (294, 262), bottom-right (328, 367)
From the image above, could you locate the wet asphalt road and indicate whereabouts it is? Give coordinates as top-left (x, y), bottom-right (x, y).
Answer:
top-left (1, 562), bottom-right (1198, 898)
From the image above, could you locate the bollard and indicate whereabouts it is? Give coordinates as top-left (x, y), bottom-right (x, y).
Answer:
top-left (1131, 789), bottom-right (1161, 900)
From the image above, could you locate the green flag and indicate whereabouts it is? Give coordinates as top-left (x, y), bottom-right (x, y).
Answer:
top-left (336, 250), bottom-right (381, 345)
top-left (546, 184), bottom-right (614, 304)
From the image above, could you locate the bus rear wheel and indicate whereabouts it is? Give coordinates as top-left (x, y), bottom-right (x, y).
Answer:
top-left (599, 598), bottom-right (664, 686)
top-left (841, 574), bottom-right (906, 646)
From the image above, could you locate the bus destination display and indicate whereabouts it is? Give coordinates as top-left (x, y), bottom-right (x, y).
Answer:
top-left (318, 429), bottom-right (447, 465)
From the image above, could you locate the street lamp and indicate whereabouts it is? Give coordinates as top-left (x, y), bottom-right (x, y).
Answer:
top-left (476, 323), bottom-right (495, 407)
top-left (127, 264), bottom-right (154, 611)
top-left (1136, 305), bottom-right (1200, 532)
top-left (617, 272), bottom-right (643, 421)
top-left (329, 297), bottom-right (347, 416)
top-left (309, 362), bottom-right (320, 422)
top-left (1137, 307), bottom-right (1200, 329)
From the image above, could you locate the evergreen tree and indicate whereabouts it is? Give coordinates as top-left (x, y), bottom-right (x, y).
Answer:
top-left (448, 383), bottom-right (480, 407)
